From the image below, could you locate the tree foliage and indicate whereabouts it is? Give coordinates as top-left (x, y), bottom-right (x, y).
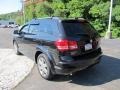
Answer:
top-left (0, 0), bottom-right (120, 38)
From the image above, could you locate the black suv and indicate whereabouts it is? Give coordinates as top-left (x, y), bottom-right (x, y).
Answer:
top-left (13, 17), bottom-right (102, 80)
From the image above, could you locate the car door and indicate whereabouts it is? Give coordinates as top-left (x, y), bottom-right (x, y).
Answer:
top-left (22, 24), bottom-right (40, 60)
top-left (17, 25), bottom-right (30, 54)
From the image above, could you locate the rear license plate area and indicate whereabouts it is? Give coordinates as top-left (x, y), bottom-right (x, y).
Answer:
top-left (85, 43), bottom-right (92, 51)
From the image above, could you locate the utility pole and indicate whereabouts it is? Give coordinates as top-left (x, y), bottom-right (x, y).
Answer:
top-left (21, 0), bottom-right (26, 24)
top-left (105, 0), bottom-right (113, 39)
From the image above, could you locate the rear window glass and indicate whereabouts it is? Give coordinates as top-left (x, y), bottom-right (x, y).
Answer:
top-left (62, 21), bottom-right (96, 37)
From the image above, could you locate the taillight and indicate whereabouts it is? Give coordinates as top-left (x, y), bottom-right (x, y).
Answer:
top-left (55, 39), bottom-right (78, 52)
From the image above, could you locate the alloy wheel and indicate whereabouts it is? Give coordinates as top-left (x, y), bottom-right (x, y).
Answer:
top-left (38, 57), bottom-right (48, 77)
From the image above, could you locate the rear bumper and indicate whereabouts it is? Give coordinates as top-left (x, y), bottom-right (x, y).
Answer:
top-left (54, 48), bottom-right (102, 75)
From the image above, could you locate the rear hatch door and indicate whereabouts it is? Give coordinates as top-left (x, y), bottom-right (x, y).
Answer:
top-left (62, 20), bottom-right (99, 56)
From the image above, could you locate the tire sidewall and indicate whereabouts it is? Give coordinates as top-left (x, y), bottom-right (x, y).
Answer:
top-left (37, 54), bottom-right (53, 80)
top-left (13, 41), bottom-right (19, 54)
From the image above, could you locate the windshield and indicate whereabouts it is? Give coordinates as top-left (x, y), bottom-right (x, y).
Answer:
top-left (62, 21), bottom-right (96, 37)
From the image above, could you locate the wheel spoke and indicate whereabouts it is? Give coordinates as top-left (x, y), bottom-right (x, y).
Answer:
top-left (43, 63), bottom-right (47, 68)
top-left (38, 57), bottom-right (48, 77)
top-left (43, 67), bottom-right (47, 74)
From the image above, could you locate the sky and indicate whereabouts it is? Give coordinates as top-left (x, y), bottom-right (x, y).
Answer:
top-left (0, 0), bottom-right (22, 14)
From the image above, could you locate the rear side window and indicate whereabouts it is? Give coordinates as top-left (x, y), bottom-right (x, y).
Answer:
top-left (39, 20), bottom-right (59, 35)
top-left (29, 25), bottom-right (39, 35)
top-left (62, 21), bottom-right (96, 37)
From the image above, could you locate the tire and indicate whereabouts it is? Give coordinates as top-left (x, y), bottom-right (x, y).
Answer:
top-left (37, 54), bottom-right (54, 80)
top-left (13, 41), bottom-right (21, 55)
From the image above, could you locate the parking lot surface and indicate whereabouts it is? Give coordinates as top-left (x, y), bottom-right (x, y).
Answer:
top-left (0, 28), bottom-right (34, 90)
top-left (0, 28), bottom-right (120, 90)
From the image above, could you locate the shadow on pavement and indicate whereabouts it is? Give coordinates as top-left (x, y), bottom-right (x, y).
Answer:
top-left (53, 55), bottom-right (120, 86)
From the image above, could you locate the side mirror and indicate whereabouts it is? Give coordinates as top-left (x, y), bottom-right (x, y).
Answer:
top-left (14, 30), bottom-right (20, 34)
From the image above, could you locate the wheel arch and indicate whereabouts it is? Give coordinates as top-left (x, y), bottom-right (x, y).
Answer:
top-left (35, 46), bottom-right (55, 64)
top-left (35, 51), bottom-right (42, 64)
top-left (35, 46), bottom-right (55, 74)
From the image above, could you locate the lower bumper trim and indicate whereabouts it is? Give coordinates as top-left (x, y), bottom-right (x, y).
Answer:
top-left (55, 55), bottom-right (102, 75)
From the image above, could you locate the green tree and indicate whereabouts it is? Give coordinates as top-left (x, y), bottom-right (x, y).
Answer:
top-left (0, 0), bottom-right (120, 38)
top-left (89, 2), bottom-right (110, 36)
top-left (67, 0), bottom-right (84, 17)
top-left (112, 5), bottom-right (120, 22)
top-left (35, 2), bottom-right (54, 18)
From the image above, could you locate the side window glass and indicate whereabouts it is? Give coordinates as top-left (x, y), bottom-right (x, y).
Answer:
top-left (20, 25), bottom-right (29, 34)
top-left (39, 21), bottom-right (48, 33)
top-left (39, 20), bottom-right (59, 35)
top-left (29, 25), bottom-right (39, 35)
top-left (46, 23), bottom-right (53, 34)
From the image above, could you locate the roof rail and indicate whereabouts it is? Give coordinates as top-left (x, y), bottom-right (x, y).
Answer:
top-left (37, 17), bottom-right (52, 19)
top-left (51, 16), bottom-right (60, 20)
top-left (35, 16), bottom-right (61, 20)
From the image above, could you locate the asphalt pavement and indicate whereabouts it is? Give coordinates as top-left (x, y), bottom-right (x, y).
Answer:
top-left (0, 28), bottom-right (13, 48)
top-left (0, 28), bottom-right (120, 90)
